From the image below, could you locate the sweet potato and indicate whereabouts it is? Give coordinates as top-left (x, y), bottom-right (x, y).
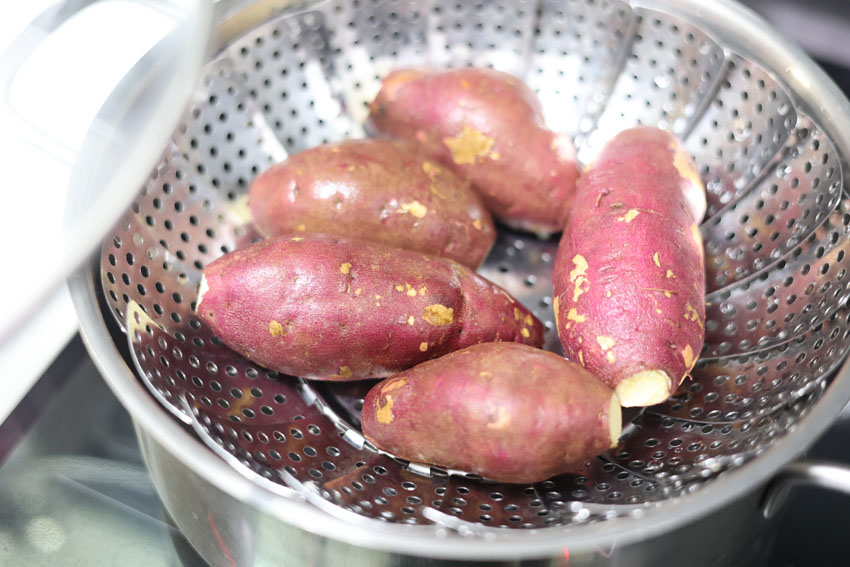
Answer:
top-left (368, 68), bottom-right (580, 236)
top-left (553, 126), bottom-right (706, 407)
top-left (361, 342), bottom-right (621, 483)
top-left (249, 139), bottom-right (495, 268)
top-left (197, 234), bottom-right (544, 380)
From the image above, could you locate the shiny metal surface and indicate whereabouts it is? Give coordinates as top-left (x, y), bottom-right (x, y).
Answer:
top-left (6, 334), bottom-right (850, 566)
top-left (578, 6), bottom-right (727, 163)
top-left (761, 460), bottom-right (850, 518)
top-left (137, 419), bottom-right (778, 566)
top-left (701, 115), bottom-right (840, 291)
top-left (102, 0), bottom-right (850, 522)
top-left (69, 0), bottom-right (850, 563)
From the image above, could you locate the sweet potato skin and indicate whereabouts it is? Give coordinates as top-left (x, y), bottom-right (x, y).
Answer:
top-left (361, 342), bottom-right (619, 483)
top-left (249, 139), bottom-right (495, 268)
top-left (368, 68), bottom-right (580, 235)
top-left (197, 234), bottom-right (543, 380)
top-left (553, 126), bottom-right (706, 406)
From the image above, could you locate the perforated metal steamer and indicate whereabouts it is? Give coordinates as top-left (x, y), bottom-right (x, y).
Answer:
top-left (69, 0), bottom-right (850, 564)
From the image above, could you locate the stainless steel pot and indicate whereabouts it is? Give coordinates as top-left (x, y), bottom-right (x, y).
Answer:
top-left (70, 0), bottom-right (850, 564)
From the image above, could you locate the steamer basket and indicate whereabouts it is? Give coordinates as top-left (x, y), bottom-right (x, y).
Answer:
top-left (72, 0), bottom-right (850, 564)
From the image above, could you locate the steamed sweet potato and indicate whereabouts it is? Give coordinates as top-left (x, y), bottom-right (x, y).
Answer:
top-left (249, 139), bottom-right (495, 268)
top-left (553, 126), bottom-right (706, 407)
top-left (197, 234), bottom-right (544, 380)
top-left (368, 68), bottom-right (580, 236)
top-left (361, 342), bottom-right (621, 483)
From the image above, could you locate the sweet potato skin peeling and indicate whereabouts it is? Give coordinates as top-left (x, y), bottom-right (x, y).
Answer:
top-left (249, 139), bottom-right (495, 268)
top-left (362, 342), bottom-right (621, 483)
top-left (368, 68), bottom-right (580, 236)
top-left (197, 234), bottom-right (543, 380)
top-left (553, 127), bottom-right (706, 407)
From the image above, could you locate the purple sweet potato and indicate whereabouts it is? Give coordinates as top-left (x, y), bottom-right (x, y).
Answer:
top-left (553, 126), bottom-right (706, 407)
top-left (249, 139), bottom-right (496, 268)
top-left (196, 234), bottom-right (544, 380)
top-left (361, 342), bottom-right (621, 483)
top-left (368, 68), bottom-right (580, 236)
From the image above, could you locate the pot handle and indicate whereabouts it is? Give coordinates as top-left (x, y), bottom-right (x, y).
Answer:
top-left (761, 461), bottom-right (850, 518)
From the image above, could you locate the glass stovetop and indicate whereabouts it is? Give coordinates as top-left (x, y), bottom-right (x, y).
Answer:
top-left (1, 336), bottom-right (850, 567)
top-left (0, 337), bottom-right (207, 566)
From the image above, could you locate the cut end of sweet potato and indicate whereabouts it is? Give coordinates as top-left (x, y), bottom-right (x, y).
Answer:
top-left (609, 393), bottom-right (622, 448)
top-left (376, 68), bottom-right (429, 103)
top-left (196, 274), bottom-right (209, 311)
top-left (615, 370), bottom-right (672, 408)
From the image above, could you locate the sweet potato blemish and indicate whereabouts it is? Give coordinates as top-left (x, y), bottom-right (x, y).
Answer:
top-left (569, 255), bottom-right (590, 302)
top-left (443, 126), bottom-right (495, 165)
top-left (376, 395), bottom-right (394, 424)
top-left (422, 304), bottom-right (454, 326)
